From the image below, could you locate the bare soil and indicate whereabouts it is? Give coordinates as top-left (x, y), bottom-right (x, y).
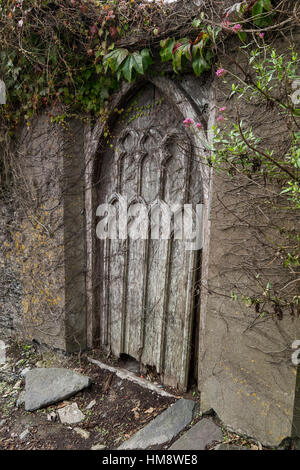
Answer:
top-left (0, 338), bottom-right (179, 450)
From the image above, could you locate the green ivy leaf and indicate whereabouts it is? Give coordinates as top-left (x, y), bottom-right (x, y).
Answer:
top-left (103, 48), bottom-right (129, 73)
top-left (192, 42), bottom-right (204, 59)
top-left (262, 0), bottom-right (272, 11)
top-left (252, 1), bottom-right (263, 16)
top-left (140, 49), bottom-right (153, 70)
top-left (181, 43), bottom-right (192, 61)
top-left (172, 42), bottom-right (192, 73)
top-left (122, 52), bottom-right (144, 82)
top-left (192, 56), bottom-right (210, 76)
top-left (131, 52), bottom-right (144, 75)
top-left (252, 0), bottom-right (272, 26)
top-left (160, 38), bottom-right (175, 62)
top-left (172, 49), bottom-right (184, 73)
top-left (237, 31), bottom-right (247, 43)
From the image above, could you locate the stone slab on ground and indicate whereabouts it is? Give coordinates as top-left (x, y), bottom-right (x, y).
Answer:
top-left (118, 399), bottom-right (199, 450)
top-left (170, 418), bottom-right (223, 450)
top-left (214, 443), bottom-right (248, 450)
top-left (25, 368), bottom-right (91, 411)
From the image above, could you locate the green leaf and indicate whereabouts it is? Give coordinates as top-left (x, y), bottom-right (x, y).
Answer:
top-left (192, 56), bottom-right (210, 76)
top-left (262, 0), bottom-right (272, 11)
top-left (252, 0), bottom-right (272, 26)
top-left (131, 52), bottom-right (144, 75)
top-left (121, 56), bottom-right (133, 82)
top-left (172, 42), bottom-right (192, 73)
top-left (103, 48), bottom-right (129, 73)
top-left (140, 49), bottom-right (153, 70)
top-left (192, 42), bottom-right (204, 60)
top-left (192, 19), bottom-right (201, 28)
top-left (237, 31), bottom-right (247, 43)
top-left (181, 43), bottom-right (192, 61)
top-left (172, 48), bottom-right (184, 72)
top-left (252, 2), bottom-right (264, 17)
top-left (160, 38), bottom-right (175, 62)
top-left (122, 52), bottom-right (145, 82)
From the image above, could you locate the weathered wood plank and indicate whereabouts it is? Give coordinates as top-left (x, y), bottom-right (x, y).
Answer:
top-left (95, 81), bottom-right (207, 390)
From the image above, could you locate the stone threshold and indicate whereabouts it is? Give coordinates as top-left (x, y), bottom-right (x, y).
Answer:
top-left (87, 357), bottom-right (176, 398)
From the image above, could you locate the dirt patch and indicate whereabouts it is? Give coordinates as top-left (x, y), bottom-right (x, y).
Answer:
top-left (0, 338), bottom-right (177, 450)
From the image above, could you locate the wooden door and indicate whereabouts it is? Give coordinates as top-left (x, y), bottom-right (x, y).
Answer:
top-left (96, 84), bottom-right (202, 390)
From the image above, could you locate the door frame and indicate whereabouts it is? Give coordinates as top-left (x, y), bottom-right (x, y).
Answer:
top-left (84, 76), bottom-right (214, 388)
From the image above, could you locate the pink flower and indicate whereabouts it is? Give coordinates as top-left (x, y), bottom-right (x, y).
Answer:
top-left (216, 68), bottom-right (227, 78)
top-left (219, 106), bottom-right (226, 113)
top-left (195, 122), bottom-right (203, 129)
top-left (259, 32), bottom-right (265, 38)
top-left (217, 115), bottom-right (224, 122)
top-left (232, 24), bottom-right (242, 33)
top-left (183, 118), bottom-right (194, 128)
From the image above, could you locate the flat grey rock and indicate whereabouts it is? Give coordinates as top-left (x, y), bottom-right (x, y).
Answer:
top-left (58, 403), bottom-right (85, 424)
top-left (170, 418), bottom-right (223, 450)
top-left (16, 390), bottom-right (25, 407)
top-left (119, 399), bottom-right (199, 450)
top-left (215, 443), bottom-right (248, 450)
top-left (25, 368), bottom-right (91, 411)
top-left (19, 429), bottom-right (30, 440)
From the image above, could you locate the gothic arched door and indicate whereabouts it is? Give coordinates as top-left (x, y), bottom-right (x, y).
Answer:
top-left (96, 83), bottom-right (203, 390)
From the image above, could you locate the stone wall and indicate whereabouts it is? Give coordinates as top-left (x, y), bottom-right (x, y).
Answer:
top-left (199, 36), bottom-right (300, 446)
top-left (8, 113), bottom-right (86, 351)
top-left (0, 197), bottom-right (23, 336)
top-left (199, 169), bottom-right (300, 445)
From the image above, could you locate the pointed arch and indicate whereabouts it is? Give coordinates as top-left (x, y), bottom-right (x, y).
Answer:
top-left (85, 76), bottom-right (213, 389)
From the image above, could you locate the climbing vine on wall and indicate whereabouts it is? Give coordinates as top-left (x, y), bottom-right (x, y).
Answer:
top-left (0, 0), bottom-right (291, 127)
top-left (0, 0), bottom-right (299, 323)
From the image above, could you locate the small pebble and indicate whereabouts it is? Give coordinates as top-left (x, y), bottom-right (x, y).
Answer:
top-left (86, 399), bottom-right (96, 410)
top-left (47, 412), bottom-right (57, 422)
top-left (13, 380), bottom-right (22, 389)
top-left (91, 444), bottom-right (106, 450)
top-left (19, 429), bottom-right (30, 440)
top-left (74, 427), bottom-right (90, 440)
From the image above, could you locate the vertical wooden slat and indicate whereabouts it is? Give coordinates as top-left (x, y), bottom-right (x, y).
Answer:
top-left (102, 237), bottom-right (110, 346)
top-left (180, 250), bottom-right (198, 388)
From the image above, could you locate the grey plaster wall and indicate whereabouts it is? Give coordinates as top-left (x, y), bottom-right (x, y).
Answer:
top-left (0, 197), bottom-right (23, 336)
top-left (13, 113), bottom-right (86, 351)
top-left (198, 37), bottom-right (300, 446)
